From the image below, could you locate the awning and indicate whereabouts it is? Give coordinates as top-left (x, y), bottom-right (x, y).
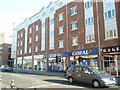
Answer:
top-left (102, 52), bottom-right (120, 55)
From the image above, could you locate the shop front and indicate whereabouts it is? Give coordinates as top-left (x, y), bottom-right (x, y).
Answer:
top-left (23, 56), bottom-right (32, 70)
top-left (68, 48), bottom-right (98, 67)
top-left (102, 45), bottom-right (120, 76)
top-left (34, 55), bottom-right (46, 71)
top-left (48, 52), bottom-right (67, 72)
top-left (16, 57), bottom-right (23, 69)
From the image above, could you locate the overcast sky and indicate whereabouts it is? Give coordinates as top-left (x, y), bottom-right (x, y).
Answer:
top-left (0, 0), bottom-right (56, 44)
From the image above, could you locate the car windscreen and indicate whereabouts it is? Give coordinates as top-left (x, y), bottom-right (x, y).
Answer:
top-left (89, 67), bottom-right (109, 75)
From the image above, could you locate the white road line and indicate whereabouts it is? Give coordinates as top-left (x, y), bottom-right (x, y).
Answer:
top-left (29, 83), bottom-right (86, 88)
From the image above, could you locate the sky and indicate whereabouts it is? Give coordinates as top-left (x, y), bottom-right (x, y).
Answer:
top-left (0, 0), bottom-right (57, 44)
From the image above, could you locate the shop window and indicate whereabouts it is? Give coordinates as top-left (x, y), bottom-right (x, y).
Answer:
top-left (67, 66), bottom-right (74, 72)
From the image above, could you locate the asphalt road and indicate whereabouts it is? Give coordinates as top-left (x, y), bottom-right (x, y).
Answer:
top-left (1, 71), bottom-right (119, 89)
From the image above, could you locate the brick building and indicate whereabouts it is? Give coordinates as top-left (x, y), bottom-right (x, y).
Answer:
top-left (13, 0), bottom-right (120, 75)
top-left (0, 43), bottom-right (13, 67)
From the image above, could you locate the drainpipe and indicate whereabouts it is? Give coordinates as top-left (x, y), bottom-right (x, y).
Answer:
top-left (96, 0), bottom-right (102, 69)
top-left (66, 2), bottom-right (69, 67)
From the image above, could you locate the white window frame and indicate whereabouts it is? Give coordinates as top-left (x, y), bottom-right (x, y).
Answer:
top-left (72, 37), bottom-right (78, 46)
top-left (35, 35), bottom-right (39, 41)
top-left (58, 12), bottom-right (63, 21)
top-left (20, 41), bottom-right (22, 46)
top-left (29, 47), bottom-right (32, 53)
top-left (86, 34), bottom-right (95, 43)
top-left (35, 46), bottom-right (38, 52)
top-left (70, 6), bottom-right (77, 16)
top-left (71, 21), bottom-right (78, 30)
top-left (105, 29), bottom-right (118, 39)
top-left (58, 26), bottom-right (64, 34)
top-left (20, 50), bottom-right (22, 55)
top-left (29, 38), bottom-right (32, 43)
top-left (36, 25), bottom-right (38, 31)
top-left (29, 28), bottom-right (32, 34)
top-left (59, 40), bottom-right (64, 48)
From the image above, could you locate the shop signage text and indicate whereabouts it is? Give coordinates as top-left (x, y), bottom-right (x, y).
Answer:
top-left (68, 48), bottom-right (97, 56)
top-left (102, 45), bottom-right (120, 53)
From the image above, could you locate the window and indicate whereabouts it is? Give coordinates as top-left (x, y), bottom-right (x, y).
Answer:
top-left (86, 35), bottom-right (95, 43)
top-left (29, 47), bottom-right (32, 53)
top-left (35, 46), bottom-right (38, 52)
top-left (20, 41), bottom-right (22, 46)
top-left (71, 6), bottom-right (77, 15)
top-left (42, 22), bottom-right (45, 28)
top-left (36, 25), bottom-right (38, 31)
top-left (59, 40), bottom-right (64, 48)
top-left (84, 1), bottom-right (93, 9)
top-left (50, 7), bottom-right (54, 13)
top-left (35, 35), bottom-right (39, 41)
top-left (85, 17), bottom-right (94, 25)
top-left (108, 10), bottom-right (112, 18)
top-left (50, 31), bottom-right (54, 36)
top-left (20, 33), bottom-right (23, 38)
top-left (72, 37), bottom-right (78, 46)
top-left (29, 28), bottom-right (32, 34)
top-left (20, 50), bottom-right (22, 55)
top-left (104, 9), bottom-right (115, 20)
top-left (105, 29), bottom-right (118, 39)
top-left (58, 13), bottom-right (63, 21)
top-left (104, 12), bottom-right (107, 19)
top-left (29, 38), bottom-right (32, 43)
top-left (50, 18), bottom-right (54, 25)
top-left (58, 26), bottom-right (64, 34)
top-left (71, 21), bottom-right (78, 30)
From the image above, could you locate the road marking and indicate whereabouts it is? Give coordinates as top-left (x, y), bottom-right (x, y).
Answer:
top-left (29, 83), bottom-right (86, 88)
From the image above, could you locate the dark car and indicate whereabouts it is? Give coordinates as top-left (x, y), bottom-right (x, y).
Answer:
top-left (0, 65), bottom-right (13, 72)
top-left (65, 65), bottom-right (116, 87)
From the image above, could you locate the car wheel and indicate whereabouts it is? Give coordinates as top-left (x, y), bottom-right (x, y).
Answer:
top-left (92, 80), bottom-right (100, 88)
top-left (68, 77), bottom-right (74, 84)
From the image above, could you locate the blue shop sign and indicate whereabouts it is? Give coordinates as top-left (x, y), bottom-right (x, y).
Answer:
top-left (68, 48), bottom-right (97, 56)
top-left (48, 52), bottom-right (67, 58)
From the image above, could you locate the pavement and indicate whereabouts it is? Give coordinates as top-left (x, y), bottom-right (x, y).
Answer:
top-left (12, 69), bottom-right (65, 77)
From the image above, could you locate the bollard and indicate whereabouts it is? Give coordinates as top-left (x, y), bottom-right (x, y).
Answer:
top-left (10, 80), bottom-right (15, 88)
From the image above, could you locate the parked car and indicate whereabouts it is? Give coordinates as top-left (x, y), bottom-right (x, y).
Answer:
top-left (0, 65), bottom-right (13, 72)
top-left (65, 65), bottom-right (116, 87)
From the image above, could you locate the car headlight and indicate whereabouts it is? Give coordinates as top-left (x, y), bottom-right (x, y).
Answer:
top-left (112, 77), bottom-right (116, 80)
top-left (101, 78), bottom-right (110, 82)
